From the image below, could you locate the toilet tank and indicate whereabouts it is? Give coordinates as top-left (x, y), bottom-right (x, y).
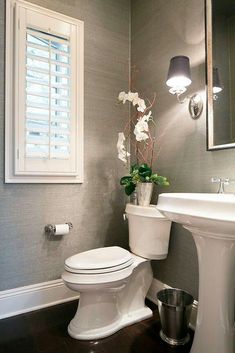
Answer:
top-left (125, 204), bottom-right (172, 260)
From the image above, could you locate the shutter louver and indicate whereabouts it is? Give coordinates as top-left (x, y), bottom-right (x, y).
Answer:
top-left (25, 27), bottom-right (71, 160)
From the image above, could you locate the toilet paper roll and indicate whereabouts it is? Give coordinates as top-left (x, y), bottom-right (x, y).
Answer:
top-left (55, 224), bottom-right (70, 235)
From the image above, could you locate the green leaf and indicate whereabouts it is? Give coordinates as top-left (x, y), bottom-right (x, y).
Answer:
top-left (120, 176), bottom-right (132, 185)
top-left (149, 173), bottom-right (158, 182)
top-left (131, 164), bottom-right (139, 173)
top-left (139, 175), bottom-right (147, 182)
top-left (138, 164), bottom-right (152, 178)
top-left (151, 175), bottom-right (170, 186)
top-left (139, 163), bottom-right (149, 169)
top-left (125, 182), bottom-right (136, 195)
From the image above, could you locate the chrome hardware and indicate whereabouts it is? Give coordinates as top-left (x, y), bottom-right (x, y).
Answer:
top-left (44, 222), bottom-right (73, 236)
top-left (44, 224), bottom-right (55, 235)
top-left (188, 94), bottom-right (203, 119)
top-left (131, 190), bottom-right (138, 205)
top-left (123, 213), bottom-right (128, 221)
top-left (211, 177), bottom-right (231, 193)
top-left (67, 222), bottom-right (73, 230)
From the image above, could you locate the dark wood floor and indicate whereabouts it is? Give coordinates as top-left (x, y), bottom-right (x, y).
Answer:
top-left (0, 300), bottom-right (193, 353)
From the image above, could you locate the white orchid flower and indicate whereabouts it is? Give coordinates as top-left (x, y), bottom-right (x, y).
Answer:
top-left (134, 119), bottom-right (148, 133)
top-left (144, 110), bottom-right (152, 121)
top-left (134, 122), bottom-right (149, 141)
top-left (133, 111), bottom-right (152, 142)
top-left (137, 98), bottom-right (146, 112)
top-left (117, 132), bottom-right (125, 152)
top-left (118, 153), bottom-right (130, 163)
top-left (135, 131), bottom-right (149, 142)
top-left (118, 91), bottom-right (141, 106)
top-left (118, 91), bottom-right (130, 104)
top-left (117, 132), bottom-right (130, 163)
top-left (118, 91), bottom-right (126, 102)
top-left (137, 111), bottom-right (152, 130)
top-left (127, 92), bottom-right (139, 104)
top-left (123, 91), bottom-right (138, 104)
top-left (123, 95), bottom-right (129, 104)
top-left (132, 94), bottom-right (140, 106)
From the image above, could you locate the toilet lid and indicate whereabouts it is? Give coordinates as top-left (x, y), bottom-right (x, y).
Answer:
top-left (65, 246), bottom-right (133, 274)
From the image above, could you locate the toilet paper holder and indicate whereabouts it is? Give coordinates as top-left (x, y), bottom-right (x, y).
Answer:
top-left (44, 222), bottom-right (73, 236)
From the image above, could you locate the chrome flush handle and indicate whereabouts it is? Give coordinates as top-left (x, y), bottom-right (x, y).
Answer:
top-left (123, 213), bottom-right (127, 221)
top-left (211, 177), bottom-right (231, 194)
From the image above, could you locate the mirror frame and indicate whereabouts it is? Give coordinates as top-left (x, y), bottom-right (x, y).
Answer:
top-left (206, 0), bottom-right (235, 150)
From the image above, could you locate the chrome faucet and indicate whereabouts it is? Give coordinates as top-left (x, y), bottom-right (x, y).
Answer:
top-left (211, 177), bottom-right (231, 193)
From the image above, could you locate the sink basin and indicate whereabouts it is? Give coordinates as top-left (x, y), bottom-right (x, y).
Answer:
top-left (157, 193), bottom-right (235, 235)
top-left (157, 193), bottom-right (235, 353)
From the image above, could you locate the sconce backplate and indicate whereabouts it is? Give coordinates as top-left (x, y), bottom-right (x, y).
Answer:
top-left (189, 94), bottom-right (203, 119)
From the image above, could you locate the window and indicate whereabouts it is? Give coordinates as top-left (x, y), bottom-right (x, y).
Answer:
top-left (5, 0), bottom-right (84, 183)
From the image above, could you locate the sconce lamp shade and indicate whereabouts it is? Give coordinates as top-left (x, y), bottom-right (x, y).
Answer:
top-left (213, 67), bottom-right (222, 94)
top-left (166, 56), bottom-right (192, 89)
top-left (165, 55), bottom-right (203, 118)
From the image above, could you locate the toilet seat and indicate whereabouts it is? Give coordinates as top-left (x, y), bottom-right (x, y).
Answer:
top-left (64, 246), bottom-right (134, 275)
top-left (62, 252), bottom-right (148, 285)
top-left (62, 264), bottom-right (135, 285)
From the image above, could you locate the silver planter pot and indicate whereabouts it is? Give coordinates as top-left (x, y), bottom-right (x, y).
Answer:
top-left (136, 182), bottom-right (153, 207)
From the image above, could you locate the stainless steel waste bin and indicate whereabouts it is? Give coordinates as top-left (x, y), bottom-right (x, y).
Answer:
top-left (157, 288), bottom-right (194, 346)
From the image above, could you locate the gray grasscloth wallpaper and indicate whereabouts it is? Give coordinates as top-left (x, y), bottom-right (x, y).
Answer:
top-left (2, 0), bottom-right (235, 299)
top-left (131, 0), bottom-right (235, 300)
top-left (0, 0), bottom-right (130, 291)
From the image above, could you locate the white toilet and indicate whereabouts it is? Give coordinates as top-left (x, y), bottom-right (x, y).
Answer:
top-left (62, 203), bottom-right (171, 340)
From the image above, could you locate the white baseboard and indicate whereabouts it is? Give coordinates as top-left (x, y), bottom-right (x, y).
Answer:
top-left (147, 278), bottom-right (198, 330)
top-left (0, 279), bottom-right (79, 319)
top-left (0, 277), bottom-right (197, 329)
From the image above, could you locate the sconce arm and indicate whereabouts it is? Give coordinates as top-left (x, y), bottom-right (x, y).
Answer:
top-left (175, 92), bottom-right (203, 119)
top-left (176, 93), bottom-right (187, 104)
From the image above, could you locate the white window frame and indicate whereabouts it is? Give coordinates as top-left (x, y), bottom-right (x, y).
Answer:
top-left (5, 0), bottom-right (84, 183)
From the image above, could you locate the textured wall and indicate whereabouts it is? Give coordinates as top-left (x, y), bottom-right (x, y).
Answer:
top-left (2, 0), bottom-right (235, 299)
top-left (0, 0), bottom-right (130, 291)
top-left (131, 0), bottom-right (235, 299)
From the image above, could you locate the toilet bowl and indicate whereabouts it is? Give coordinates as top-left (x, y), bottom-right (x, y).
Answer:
top-left (62, 204), bottom-right (171, 340)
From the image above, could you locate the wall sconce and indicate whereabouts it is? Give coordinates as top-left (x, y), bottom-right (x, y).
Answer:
top-left (213, 67), bottom-right (222, 100)
top-left (166, 55), bottom-right (203, 119)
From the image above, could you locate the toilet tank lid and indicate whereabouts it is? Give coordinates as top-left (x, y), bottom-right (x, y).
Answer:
top-left (125, 203), bottom-right (166, 218)
top-left (65, 246), bottom-right (132, 270)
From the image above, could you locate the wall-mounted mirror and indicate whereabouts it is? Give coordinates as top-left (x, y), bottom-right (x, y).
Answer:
top-left (206, 0), bottom-right (235, 150)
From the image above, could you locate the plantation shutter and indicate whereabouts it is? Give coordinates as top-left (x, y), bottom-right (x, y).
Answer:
top-left (10, 2), bottom-right (84, 180)
top-left (25, 27), bottom-right (71, 161)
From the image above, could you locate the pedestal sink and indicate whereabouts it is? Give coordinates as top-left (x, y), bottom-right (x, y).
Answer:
top-left (157, 193), bottom-right (235, 353)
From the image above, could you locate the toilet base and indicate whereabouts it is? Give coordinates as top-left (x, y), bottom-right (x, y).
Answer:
top-left (68, 305), bottom-right (153, 340)
top-left (63, 256), bottom-right (153, 340)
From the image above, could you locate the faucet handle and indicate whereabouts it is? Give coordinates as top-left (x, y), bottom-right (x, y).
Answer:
top-left (211, 177), bottom-right (230, 184)
top-left (211, 177), bottom-right (230, 193)
top-left (211, 177), bottom-right (221, 184)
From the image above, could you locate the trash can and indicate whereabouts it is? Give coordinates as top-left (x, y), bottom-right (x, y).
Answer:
top-left (157, 288), bottom-right (194, 346)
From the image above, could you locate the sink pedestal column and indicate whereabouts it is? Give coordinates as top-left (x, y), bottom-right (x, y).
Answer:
top-left (185, 227), bottom-right (235, 353)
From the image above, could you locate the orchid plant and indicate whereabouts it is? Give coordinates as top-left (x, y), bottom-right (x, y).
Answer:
top-left (117, 90), bottom-right (169, 196)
